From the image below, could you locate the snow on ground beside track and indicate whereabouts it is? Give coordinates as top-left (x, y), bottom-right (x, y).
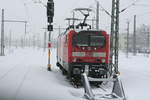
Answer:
top-left (0, 47), bottom-right (85, 100)
top-left (0, 47), bottom-right (150, 100)
top-left (119, 53), bottom-right (150, 100)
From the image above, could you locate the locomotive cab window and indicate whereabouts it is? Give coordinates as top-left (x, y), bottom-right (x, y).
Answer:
top-left (72, 31), bottom-right (106, 47)
top-left (73, 34), bottom-right (89, 46)
top-left (90, 36), bottom-right (105, 47)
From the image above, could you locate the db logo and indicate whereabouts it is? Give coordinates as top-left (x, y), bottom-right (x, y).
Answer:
top-left (85, 52), bottom-right (92, 57)
top-left (87, 47), bottom-right (91, 50)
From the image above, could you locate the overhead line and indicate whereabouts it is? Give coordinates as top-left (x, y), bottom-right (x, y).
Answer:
top-left (4, 20), bottom-right (27, 23)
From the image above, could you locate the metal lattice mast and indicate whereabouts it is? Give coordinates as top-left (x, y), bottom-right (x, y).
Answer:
top-left (110, 0), bottom-right (115, 72)
top-left (96, 1), bottom-right (99, 30)
top-left (133, 15), bottom-right (136, 56)
top-left (110, 0), bottom-right (120, 74)
top-left (1, 9), bottom-right (4, 56)
top-left (126, 21), bottom-right (130, 58)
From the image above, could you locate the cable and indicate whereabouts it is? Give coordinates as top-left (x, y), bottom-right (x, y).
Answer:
top-left (120, 0), bottom-right (140, 13)
top-left (97, 2), bottom-right (111, 17)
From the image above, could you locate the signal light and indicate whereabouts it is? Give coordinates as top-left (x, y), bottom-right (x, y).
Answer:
top-left (48, 24), bottom-right (53, 31)
top-left (48, 42), bottom-right (51, 48)
top-left (48, 16), bottom-right (53, 23)
top-left (47, 0), bottom-right (54, 17)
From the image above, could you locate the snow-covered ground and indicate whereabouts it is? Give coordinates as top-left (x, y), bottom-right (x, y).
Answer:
top-left (0, 47), bottom-right (150, 100)
top-left (119, 53), bottom-right (150, 100)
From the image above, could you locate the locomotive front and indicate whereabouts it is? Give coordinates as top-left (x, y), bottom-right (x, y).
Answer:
top-left (69, 30), bottom-right (109, 80)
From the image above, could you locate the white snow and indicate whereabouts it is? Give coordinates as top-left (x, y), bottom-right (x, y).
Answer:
top-left (119, 53), bottom-right (150, 100)
top-left (0, 47), bottom-right (150, 100)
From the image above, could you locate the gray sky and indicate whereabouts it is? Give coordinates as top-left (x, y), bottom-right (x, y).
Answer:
top-left (0, 0), bottom-right (150, 39)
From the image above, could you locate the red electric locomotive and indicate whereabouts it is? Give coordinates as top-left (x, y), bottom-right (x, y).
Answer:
top-left (56, 8), bottom-right (110, 84)
top-left (55, 8), bottom-right (126, 100)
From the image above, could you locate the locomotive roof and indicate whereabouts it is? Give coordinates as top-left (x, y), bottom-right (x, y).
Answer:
top-left (74, 29), bottom-right (106, 33)
top-left (58, 28), bottom-right (107, 37)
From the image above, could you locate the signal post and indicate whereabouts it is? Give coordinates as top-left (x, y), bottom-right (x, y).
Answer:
top-left (47, 0), bottom-right (54, 71)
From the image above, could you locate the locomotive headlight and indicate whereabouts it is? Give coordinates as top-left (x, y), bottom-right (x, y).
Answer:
top-left (101, 59), bottom-right (106, 63)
